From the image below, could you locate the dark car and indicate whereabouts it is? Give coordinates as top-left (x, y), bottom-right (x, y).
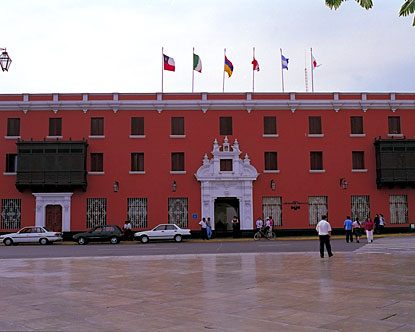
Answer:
top-left (73, 225), bottom-right (124, 245)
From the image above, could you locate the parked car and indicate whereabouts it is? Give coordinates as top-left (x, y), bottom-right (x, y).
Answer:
top-left (0, 226), bottom-right (63, 246)
top-left (134, 224), bottom-right (191, 243)
top-left (73, 225), bottom-right (124, 245)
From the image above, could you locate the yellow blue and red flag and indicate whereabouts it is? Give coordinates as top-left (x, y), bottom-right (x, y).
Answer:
top-left (224, 56), bottom-right (233, 77)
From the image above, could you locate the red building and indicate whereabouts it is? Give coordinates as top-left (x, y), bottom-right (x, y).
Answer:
top-left (0, 92), bottom-right (414, 235)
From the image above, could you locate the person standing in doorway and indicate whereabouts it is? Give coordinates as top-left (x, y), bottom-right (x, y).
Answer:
top-left (316, 215), bottom-right (333, 258)
top-left (199, 217), bottom-right (207, 240)
top-left (232, 216), bottom-right (240, 238)
top-left (364, 216), bottom-right (374, 243)
top-left (344, 216), bottom-right (353, 243)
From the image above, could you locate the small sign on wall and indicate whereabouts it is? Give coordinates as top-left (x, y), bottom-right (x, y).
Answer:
top-left (192, 213), bottom-right (198, 220)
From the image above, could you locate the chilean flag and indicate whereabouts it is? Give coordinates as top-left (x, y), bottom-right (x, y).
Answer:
top-left (163, 54), bottom-right (175, 71)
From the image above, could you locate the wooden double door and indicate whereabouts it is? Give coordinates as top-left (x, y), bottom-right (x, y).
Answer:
top-left (45, 205), bottom-right (62, 232)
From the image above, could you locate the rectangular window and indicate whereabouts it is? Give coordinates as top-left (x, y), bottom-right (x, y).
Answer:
top-left (49, 118), bottom-right (62, 136)
top-left (131, 153), bottom-right (144, 172)
top-left (389, 195), bottom-right (408, 224)
top-left (131, 117), bottom-right (144, 136)
top-left (350, 116), bottom-right (363, 134)
top-left (262, 197), bottom-right (282, 227)
top-left (309, 116), bottom-right (322, 135)
top-left (310, 152), bottom-right (323, 170)
top-left (388, 116), bottom-right (401, 135)
top-left (352, 151), bottom-right (365, 170)
top-left (168, 197), bottom-right (188, 228)
top-left (220, 159), bottom-right (233, 171)
top-left (90, 153), bottom-right (103, 172)
top-left (1, 199), bottom-right (21, 230)
top-left (351, 195), bottom-right (370, 223)
top-left (171, 152), bottom-right (185, 171)
top-left (5, 154), bottom-right (17, 173)
top-left (308, 196), bottom-right (328, 226)
top-left (171, 117), bottom-right (184, 135)
top-left (91, 117), bottom-right (104, 136)
top-left (220, 117), bottom-right (232, 135)
top-left (127, 198), bottom-right (147, 228)
top-left (86, 198), bottom-right (107, 228)
top-left (264, 152), bottom-right (278, 170)
top-left (7, 118), bottom-right (20, 136)
top-left (263, 116), bottom-right (277, 135)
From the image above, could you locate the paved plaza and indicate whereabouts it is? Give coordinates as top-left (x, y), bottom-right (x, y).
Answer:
top-left (0, 237), bottom-right (415, 331)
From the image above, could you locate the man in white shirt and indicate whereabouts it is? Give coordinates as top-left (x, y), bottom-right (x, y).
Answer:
top-left (255, 217), bottom-right (263, 231)
top-left (316, 215), bottom-right (333, 258)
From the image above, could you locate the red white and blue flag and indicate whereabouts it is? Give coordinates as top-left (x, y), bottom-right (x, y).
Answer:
top-left (163, 54), bottom-right (175, 71)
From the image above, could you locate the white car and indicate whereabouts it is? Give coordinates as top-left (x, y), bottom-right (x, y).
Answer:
top-left (134, 224), bottom-right (191, 243)
top-left (0, 226), bottom-right (63, 246)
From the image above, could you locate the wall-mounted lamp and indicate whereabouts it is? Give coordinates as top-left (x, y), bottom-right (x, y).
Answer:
top-left (339, 178), bottom-right (348, 190)
top-left (270, 179), bottom-right (276, 191)
top-left (172, 180), bottom-right (177, 192)
top-left (113, 181), bottom-right (119, 192)
top-left (0, 48), bottom-right (12, 72)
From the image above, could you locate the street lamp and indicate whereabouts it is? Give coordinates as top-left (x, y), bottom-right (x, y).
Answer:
top-left (0, 48), bottom-right (12, 72)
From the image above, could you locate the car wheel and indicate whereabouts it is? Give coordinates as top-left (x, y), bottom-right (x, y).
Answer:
top-left (140, 235), bottom-right (149, 244)
top-left (77, 237), bottom-right (87, 245)
top-left (39, 238), bottom-right (49, 245)
top-left (174, 234), bottom-right (182, 242)
top-left (110, 236), bottom-right (119, 244)
top-left (3, 238), bottom-right (13, 246)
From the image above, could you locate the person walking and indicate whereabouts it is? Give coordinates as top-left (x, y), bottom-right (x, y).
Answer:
top-left (379, 214), bottom-right (386, 234)
top-left (344, 216), bottom-right (353, 243)
top-left (316, 215), bottom-right (333, 258)
top-left (199, 217), bottom-right (207, 240)
top-left (374, 214), bottom-right (380, 234)
top-left (364, 216), bottom-right (374, 243)
top-left (352, 217), bottom-right (362, 243)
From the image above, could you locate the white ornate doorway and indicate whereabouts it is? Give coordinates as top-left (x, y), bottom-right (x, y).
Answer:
top-left (195, 137), bottom-right (259, 230)
top-left (33, 193), bottom-right (73, 232)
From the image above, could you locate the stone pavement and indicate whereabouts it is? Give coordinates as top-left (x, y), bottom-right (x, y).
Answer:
top-left (0, 237), bottom-right (415, 332)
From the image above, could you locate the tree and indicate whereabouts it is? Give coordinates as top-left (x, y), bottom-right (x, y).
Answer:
top-left (325, 0), bottom-right (415, 26)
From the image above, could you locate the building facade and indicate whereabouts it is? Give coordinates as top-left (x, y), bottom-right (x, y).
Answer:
top-left (0, 92), bottom-right (414, 234)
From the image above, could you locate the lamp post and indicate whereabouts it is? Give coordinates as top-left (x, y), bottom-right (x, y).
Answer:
top-left (0, 48), bottom-right (12, 72)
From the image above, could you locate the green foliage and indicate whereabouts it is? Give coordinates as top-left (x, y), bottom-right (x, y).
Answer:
top-left (399, 0), bottom-right (415, 26)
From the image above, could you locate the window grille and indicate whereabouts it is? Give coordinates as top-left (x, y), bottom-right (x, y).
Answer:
top-left (1, 199), bottom-right (21, 229)
top-left (351, 195), bottom-right (370, 222)
top-left (389, 195), bottom-right (408, 224)
top-left (127, 198), bottom-right (147, 228)
top-left (168, 198), bottom-right (188, 228)
top-left (308, 196), bottom-right (328, 226)
top-left (86, 198), bottom-right (107, 228)
top-left (262, 197), bottom-right (282, 226)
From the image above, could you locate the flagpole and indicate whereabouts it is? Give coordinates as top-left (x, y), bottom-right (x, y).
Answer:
top-left (223, 48), bottom-right (226, 93)
top-left (252, 47), bottom-right (255, 93)
top-left (161, 47), bottom-right (164, 93)
top-left (280, 48), bottom-right (285, 93)
top-left (192, 47), bottom-right (195, 93)
top-left (311, 47), bottom-right (314, 93)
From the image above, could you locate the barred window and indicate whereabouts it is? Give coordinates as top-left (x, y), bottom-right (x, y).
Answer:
top-left (1, 199), bottom-right (21, 230)
top-left (220, 117), bottom-right (232, 135)
top-left (309, 196), bottom-right (328, 226)
top-left (309, 116), bottom-right (322, 134)
top-left (131, 117), bottom-right (144, 136)
top-left (86, 198), bottom-right (107, 228)
top-left (91, 117), bottom-right (104, 136)
top-left (264, 116), bottom-right (277, 135)
top-left (262, 197), bottom-right (282, 227)
top-left (389, 195), bottom-right (408, 224)
top-left (352, 151), bottom-right (365, 170)
top-left (171, 117), bottom-right (184, 135)
top-left (131, 153), bottom-right (144, 172)
top-left (127, 198), bottom-right (147, 228)
top-left (351, 195), bottom-right (370, 223)
top-left (49, 118), bottom-right (62, 136)
top-left (350, 116), bottom-right (363, 134)
top-left (7, 118), bottom-right (20, 136)
top-left (168, 198), bottom-right (188, 228)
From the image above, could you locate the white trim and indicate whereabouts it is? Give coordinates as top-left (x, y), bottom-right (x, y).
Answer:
top-left (129, 135), bottom-right (146, 139)
top-left (387, 134), bottom-right (403, 137)
top-left (262, 134), bottom-right (279, 138)
top-left (307, 134), bottom-right (324, 138)
top-left (263, 170), bottom-right (280, 173)
top-left (350, 134), bottom-right (366, 137)
top-left (129, 171), bottom-right (146, 174)
top-left (4, 136), bottom-right (21, 140)
top-left (46, 136), bottom-right (63, 139)
top-left (169, 135), bottom-right (186, 138)
top-left (352, 169), bottom-right (368, 173)
top-left (88, 171), bottom-right (105, 175)
top-left (3, 172), bottom-right (16, 176)
top-left (88, 135), bottom-right (105, 139)
top-left (309, 170), bottom-right (326, 173)
top-left (170, 171), bottom-right (186, 174)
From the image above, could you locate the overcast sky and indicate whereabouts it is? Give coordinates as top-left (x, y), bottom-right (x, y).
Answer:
top-left (1, 0), bottom-right (414, 94)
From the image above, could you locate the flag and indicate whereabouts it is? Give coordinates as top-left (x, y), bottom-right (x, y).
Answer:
top-left (281, 54), bottom-right (289, 70)
top-left (224, 56), bottom-right (233, 77)
top-left (252, 58), bottom-right (260, 71)
top-left (312, 55), bottom-right (321, 69)
top-left (193, 53), bottom-right (202, 73)
top-left (163, 54), bottom-right (175, 71)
